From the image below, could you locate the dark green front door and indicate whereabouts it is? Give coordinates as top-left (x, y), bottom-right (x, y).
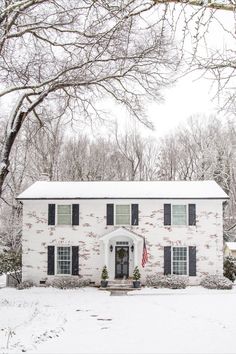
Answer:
top-left (115, 246), bottom-right (129, 279)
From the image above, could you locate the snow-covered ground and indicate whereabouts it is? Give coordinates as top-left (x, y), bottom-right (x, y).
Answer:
top-left (0, 286), bottom-right (236, 354)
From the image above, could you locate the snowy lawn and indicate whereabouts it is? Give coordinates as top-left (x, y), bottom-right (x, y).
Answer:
top-left (0, 286), bottom-right (236, 354)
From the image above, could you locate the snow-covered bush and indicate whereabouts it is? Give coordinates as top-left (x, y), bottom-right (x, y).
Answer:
top-left (0, 249), bottom-right (22, 284)
top-left (200, 275), bottom-right (233, 290)
top-left (17, 280), bottom-right (34, 290)
top-left (46, 277), bottom-right (90, 289)
top-left (146, 273), bottom-right (188, 289)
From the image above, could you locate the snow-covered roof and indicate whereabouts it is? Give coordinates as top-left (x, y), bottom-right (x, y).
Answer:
top-left (17, 180), bottom-right (229, 200)
top-left (225, 242), bottom-right (236, 251)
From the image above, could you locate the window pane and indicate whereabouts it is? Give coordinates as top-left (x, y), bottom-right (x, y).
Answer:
top-left (58, 205), bottom-right (71, 214)
top-left (173, 262), bottom-right (187, 275)
top-left (57, 205), bottom-right (71, 225)
top-left (173, 205), bottom-right (186, 214)
top-left (58, 214), bottom-right (71, 225)
top-left (115, 205), bottom-right (130, 225)
top-left (116, 214), bottom-right (130, 225)
top-left (172, 205), bottom-right (187, 225)
top-left (57, 247), bottom-right (71, 275)
top-left (173, 247), bottom-right (187, 261)
top-left (116, 205), bottom-right (130, 214)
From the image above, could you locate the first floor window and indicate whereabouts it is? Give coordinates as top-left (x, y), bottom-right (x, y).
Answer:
top-left (172, 247), bottom-right (188, 275)
top-left (115, 205), bottom-right (130, 225)
top-left (57, 247), bottom-right (71, 274)
top-left (57, 205), bottom-right (72, 225)
top-left (172, 205), bottom-right (187, 225)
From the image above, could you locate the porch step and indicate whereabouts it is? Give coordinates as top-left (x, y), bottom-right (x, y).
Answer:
top-left (108, 280), bottom-right (133, 286)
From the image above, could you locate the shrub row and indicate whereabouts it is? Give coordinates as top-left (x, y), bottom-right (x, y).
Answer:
top-left (146, 273), bottom-right (233, 290)
top-left (17, 277), bottom-right (90, 290)
top-left (16, 274), bottom-right (233, 290)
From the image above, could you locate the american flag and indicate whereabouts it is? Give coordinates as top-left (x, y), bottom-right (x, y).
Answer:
top-left (142, 238), bottom-right (148, 267)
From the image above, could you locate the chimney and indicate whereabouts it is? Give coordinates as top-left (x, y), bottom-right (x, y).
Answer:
top-left (39, 172), bottom-right (50, 181)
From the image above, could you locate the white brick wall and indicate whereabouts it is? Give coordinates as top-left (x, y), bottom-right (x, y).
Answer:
top-left (22, 199), bottom-right (223, 285)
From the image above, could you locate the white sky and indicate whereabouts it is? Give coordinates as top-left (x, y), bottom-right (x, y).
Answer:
top-left (91, 7), bottom-right (235, 140)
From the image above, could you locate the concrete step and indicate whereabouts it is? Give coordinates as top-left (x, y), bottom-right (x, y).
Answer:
top-left (108, 279), bottom-right (133, 285)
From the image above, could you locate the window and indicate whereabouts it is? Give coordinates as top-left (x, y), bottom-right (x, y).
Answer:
top-left (115, 205), bottom-right (131, 225)
top-left (57, 205), bottom-right (72, 225)
top-left (172, 247), bottom-right (188, 275)
top-left (56, 247), bottom-right (71, 275)
top-left (172, 205), bottom-right (187, 225)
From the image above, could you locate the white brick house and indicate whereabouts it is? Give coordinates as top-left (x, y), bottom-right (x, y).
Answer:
top-left (17, 180), bottom-right (228, 285)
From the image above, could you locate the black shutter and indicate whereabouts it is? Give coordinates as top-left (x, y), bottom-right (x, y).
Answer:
top-left (48, 204), bottom-right (55, 225)
top-left (47, 246), bottom-right (55, 275)
top-left (72, 204), bottom-right (80, 226)
top-left (72, 246), bottom-right (79, 275)
top-left (131, 204), bottom-right (139, 225)
top-left (164, 204), bottom-right (171, 225)
top-left (106, 204), bottom-right (114, 225)
top-left (188, 204), bottom-right (196, 226)
top-left (189, 246), bottom-right (196, 276)
top-left (164, 246), bottom-right (171, 275)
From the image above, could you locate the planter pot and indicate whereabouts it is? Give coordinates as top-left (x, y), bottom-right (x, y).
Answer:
top-left (133, 281), bottom-right (141, 288)
top-left (101, 280), bottom-right (108, 288)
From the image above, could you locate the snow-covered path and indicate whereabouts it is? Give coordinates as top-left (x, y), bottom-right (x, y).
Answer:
top-left (0, 286), bottom-right (236, 353)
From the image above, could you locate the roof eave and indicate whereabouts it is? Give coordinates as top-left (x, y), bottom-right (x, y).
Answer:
top-left (16, 196), bottom-right (230, 200)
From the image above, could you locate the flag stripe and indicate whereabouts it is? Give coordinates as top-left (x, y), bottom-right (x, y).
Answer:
top-left (142, 238), bottom-right (148, 267)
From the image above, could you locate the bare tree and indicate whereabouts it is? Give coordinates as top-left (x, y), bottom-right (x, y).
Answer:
top-left (0, 0), bottom-right (177, 195)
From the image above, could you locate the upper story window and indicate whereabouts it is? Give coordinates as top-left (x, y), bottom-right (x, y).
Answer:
top-left (172, 205), bottom-right (187, 225)
top-left (164, 203), bottom-right (196, 226)
top-left (106, 204), bottom-right (139, 226)
top-left (57, 205), bottom-right (72, 225)
top-left (115, 205), bottom-right (131, 226)
top-left (48, 204), bottom-right (80, 226)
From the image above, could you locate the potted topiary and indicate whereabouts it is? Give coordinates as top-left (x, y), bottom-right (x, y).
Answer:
top-left (133, 266), bottom-right (141, 288)
top-left (101, 265), bottom-right (109, 287)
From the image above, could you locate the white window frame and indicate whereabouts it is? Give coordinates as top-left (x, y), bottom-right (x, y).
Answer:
top-left (171, 246), bottom-right (189, 276)
top-left (171, 204), bottom-right (188, 226)
top-left (56, 204), bottom-right (72, 226)
top-left (55, 246), bottom-right (72, 276)
top-left (115, 204), bottom-right (131, 226)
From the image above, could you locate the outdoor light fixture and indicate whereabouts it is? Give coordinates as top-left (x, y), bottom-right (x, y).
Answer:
top-left (131, 245), bottom-right (134, 252)
top-left (110, 245), bottom-right (113, 252)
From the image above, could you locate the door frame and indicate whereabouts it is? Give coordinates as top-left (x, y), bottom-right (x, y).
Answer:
top-left (115, 246), bottom-right (129, 279)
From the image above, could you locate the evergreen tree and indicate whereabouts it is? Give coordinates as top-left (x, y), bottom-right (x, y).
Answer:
top-left (133, 266), bottom-right (141, 281)
top-left (101, 265), bottom-right (108, 280)
top-left (224, 256), bottom-right (236, 282)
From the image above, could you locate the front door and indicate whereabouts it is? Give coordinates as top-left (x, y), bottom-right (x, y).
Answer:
top-left (115, 246), bottom-right (129, 279)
